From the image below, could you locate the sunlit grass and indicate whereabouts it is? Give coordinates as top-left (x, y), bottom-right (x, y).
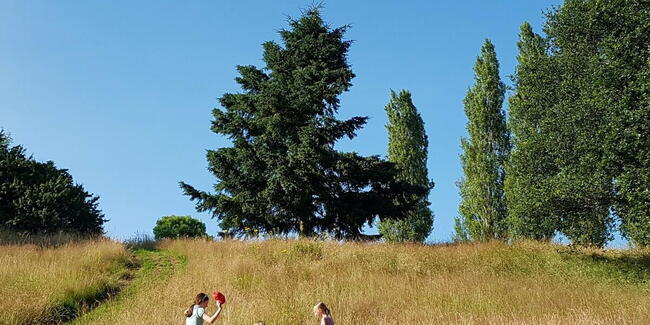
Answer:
top-left (0, 239), bottom-right (131, 324)
top-left (70, 248), bottom-right (186, 325)
top-left (76, 239), bottom-right (650, 324)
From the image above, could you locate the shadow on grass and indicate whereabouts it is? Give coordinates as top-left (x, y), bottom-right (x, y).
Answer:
top-left (35, 284), bottom-right (123, 324)
top-left (68, 248), bottom-right (187, 324)
top-left (29, 261), bottom-right (139, 325)
top-left (24, 235), bottom-right (156, 324)
top-left (559, 246), bottom-right (650, 285)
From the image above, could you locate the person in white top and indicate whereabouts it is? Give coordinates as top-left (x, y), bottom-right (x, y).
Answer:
top-left (313, 302), bottom-right (334, 325)
top-left (184, 292), bottom-right (222, 325)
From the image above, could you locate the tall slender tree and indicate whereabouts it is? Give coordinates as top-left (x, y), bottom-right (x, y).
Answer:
top-left (180, 8), bottom-right (425, 239)
top-left (456, 40), bottom-right (510, 241)
top-left (378, 90), bottom-right (434, 243)
top-left (505, 23), bottom-right (558, 241)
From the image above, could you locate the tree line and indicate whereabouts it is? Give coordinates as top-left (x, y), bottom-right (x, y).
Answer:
top-left (2, 0), bottom-right (647, 247)
top-left (457, 0), bottom-right (650, 247)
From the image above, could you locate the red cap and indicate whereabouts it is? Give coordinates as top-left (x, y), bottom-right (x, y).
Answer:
top-left (212, 291), bottom-right (226, 304)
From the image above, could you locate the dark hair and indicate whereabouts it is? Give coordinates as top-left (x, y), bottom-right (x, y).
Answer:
top-left (315, 302), bottom-right (330, 315)
top-left (185, 293), bottom-right (209, 317)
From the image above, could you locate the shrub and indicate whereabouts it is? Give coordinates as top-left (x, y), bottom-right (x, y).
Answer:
top-left (0, 130), bottom-right (105, 235)
top-left (153, 215), bottom-right (207, 240)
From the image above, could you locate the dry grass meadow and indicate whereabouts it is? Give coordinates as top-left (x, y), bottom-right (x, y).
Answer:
top-left (3, 238), bottom-right (650, 324)
top-left (78, 239), bottom-right (650, 324)
top-left (0, 239), bottom-right (130, 324)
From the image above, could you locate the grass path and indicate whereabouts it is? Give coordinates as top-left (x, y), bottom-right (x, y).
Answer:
top-left (69, 248), bottom-right (187, 324)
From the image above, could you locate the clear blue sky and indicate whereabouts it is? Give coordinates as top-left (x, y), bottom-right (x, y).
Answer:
top-left (6, 0), bottom-right (619, 244)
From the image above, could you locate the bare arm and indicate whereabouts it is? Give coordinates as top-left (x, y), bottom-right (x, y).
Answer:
top-left (202, 301), bottom-right (222, 324)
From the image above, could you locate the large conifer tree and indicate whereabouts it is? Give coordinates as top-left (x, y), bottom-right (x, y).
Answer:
top-left (181, 8), bottom-right (424, 238)
top-left (456, 40), bottom-right (510, 241)
top-left (378, 90), bottom-right (433, 242)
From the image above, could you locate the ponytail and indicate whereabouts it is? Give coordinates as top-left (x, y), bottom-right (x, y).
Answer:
top-left (184, 304), bottom-right (195, 317)
top-left (185, 293), bottom-right (209, 318)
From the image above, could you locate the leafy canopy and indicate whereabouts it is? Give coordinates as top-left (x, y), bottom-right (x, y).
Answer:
top-left (153, 215), bottom-right (207, 239)
top-left (504, 0), bottom-right (650, 247)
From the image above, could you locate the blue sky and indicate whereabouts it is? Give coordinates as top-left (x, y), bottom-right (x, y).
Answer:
top-left (3, 0), bottom-right (609, 244)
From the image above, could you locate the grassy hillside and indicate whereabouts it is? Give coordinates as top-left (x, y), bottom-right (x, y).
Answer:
top-left (0, 239), bottom-right (131, 324)
top-left (73, 239), bottom-right (650, 324)
top-left (3, 238), bottom-right (650, 324)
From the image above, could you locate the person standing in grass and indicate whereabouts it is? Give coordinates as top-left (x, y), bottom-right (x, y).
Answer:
top-left (313, 302), bottom-right (334, 325)
top-left (184, 293), bottom-right (222, 324)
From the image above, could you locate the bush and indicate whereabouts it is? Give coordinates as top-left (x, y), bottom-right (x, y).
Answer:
top-left (0, 130), bottom-right (105, 235)
top-left (153, 215), bottom-right (207, 240)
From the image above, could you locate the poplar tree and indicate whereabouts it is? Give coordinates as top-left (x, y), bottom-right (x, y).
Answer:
top-left (505, 23), bottom-right (558, 240)
top-left (378, 90), bottom-right (434, 242)
top-left (456, 40), bottom-right (510, 241)
top-left (180, 8), bottom-right (425, 239)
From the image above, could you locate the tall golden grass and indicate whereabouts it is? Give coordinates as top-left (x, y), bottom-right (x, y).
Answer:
top-left (76, 239), bottom-right (650, 324)
top-left (0, 239), bottom-right (130, 325)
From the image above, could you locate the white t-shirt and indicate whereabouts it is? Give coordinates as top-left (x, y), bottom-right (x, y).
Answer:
top-left (186, 305), bottom-right (205, 325)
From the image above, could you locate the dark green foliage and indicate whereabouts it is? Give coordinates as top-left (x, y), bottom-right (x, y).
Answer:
top-left (153, 215), bottom-right (207, 239)
top-left (378, 90), bottom-right (434, 243)
top-left (457, 40), bottom-right (511, 241)
top-left (181, 8), bottom-right (425, 239)
top-left (0, 130), bottom-right (105, 235)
